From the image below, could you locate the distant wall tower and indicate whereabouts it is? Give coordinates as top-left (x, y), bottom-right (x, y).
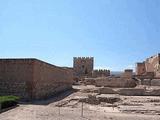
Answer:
top-left (73, 57), bottom-right (94, 77)
top-left (136, 62), bottom-right (146, 75)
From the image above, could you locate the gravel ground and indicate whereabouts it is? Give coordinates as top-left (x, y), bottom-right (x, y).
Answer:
top-left (1, 85), bottom-right (160, 120)
top-left (0, 104), bottom-right (160, 120)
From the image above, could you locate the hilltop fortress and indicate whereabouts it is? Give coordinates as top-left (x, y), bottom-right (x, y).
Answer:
top-left (136, 54), bottom-right (160, 78)
top-left (73, 57), bottom-right (110, 79)
top-left (135, 53), bottom-right (160, 86)
top-left (0, 59), bottom-right (73, 100)
top-left (0, 54), bottom-right (160, 100)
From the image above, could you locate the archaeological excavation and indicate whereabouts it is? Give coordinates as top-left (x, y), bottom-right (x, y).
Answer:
top-left (0, 54), bottom-right (160, 120)
top-left (1, 0), bottom-right (160, 119)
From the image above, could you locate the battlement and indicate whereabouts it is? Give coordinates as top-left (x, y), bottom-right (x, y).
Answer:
top-left (136, 62), bottom-right (145, 65)
top-left (124, 69), bottom-right (133, 72)
top-left (73, 57), bottom-right (94, 61)
top-left (73, 57), bottom-right (94, 77)
top-left (93, 69), bottom-right (110, 72)
top-left (92, 69), bottom-right (110, 78)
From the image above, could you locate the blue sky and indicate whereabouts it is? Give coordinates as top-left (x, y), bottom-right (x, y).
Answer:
top-left (0, 0), bottom-right (160, 71)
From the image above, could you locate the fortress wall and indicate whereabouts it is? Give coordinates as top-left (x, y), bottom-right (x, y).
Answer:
top-left (95, 77), bottom-right (136, 88)
top-left (136, 62), bottom-right (146, 75)
top-left (145, 55), bottom-right (159, 72)
top-left (145, 55), bottom-right (160, 77)
top-left (0, 59), bottom-right (34, 100)
top-left (121, 69), bottom-right (133, 78)
top-left (92, 69), bottom-right (110, 78)
top-left (136, 54), bottom-right (160, 77)
top-left (73, 57), bottom-right (94, 77)
top-left (0, 59), bottom-right (73, 100)
top-left (32, 60), bottom-right (73, 99)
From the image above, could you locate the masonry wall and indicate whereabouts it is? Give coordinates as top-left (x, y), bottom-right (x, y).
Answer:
top-left (145, 54), bottom-right (160, 77)
top-left (32, 60), bottom-right (73, 99)
top-left (92, 69), bottom-right (110, 78)
top-left (121, 69), bottom-right (133, 78)
top-left (95, 77), bottom-right (136, 88)
top-left (145, 55), bottom-right (159, 72)
top-left (0, 59), bottom-right (73, 100)
top-left (0, 59), bottom-right (34, 100)
top-left (136, 62), bottom-right (146, 75)
top-left (136, 54), bottom-right (160, 77)
top-left (151, 79), bottom-right (160, 86)
top-left (73, 57), bottom-right (94, 77)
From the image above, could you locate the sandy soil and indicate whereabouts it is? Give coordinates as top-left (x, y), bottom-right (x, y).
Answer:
top-left (0, 85), bottom-right (160, 120)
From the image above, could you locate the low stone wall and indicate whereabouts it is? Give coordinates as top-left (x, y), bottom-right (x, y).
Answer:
top-left (138, 79), bottom-right (160, 86)
top-left (98, 87), bottom-right (117, 94)
top-left (118, 88), bottom-right (160, 96)
top-left (151, 79), bottom-right (160, 86)
top-left (117, 88), bottom-right (145, 96)
top-left (84, 78), bottom-right (95, 85)
top-left (95, 77), bottom-right (136, 88)
top-left (141, 79), bottom-right (151, 86)
top-left (145, 89), bottom-right (160, 96)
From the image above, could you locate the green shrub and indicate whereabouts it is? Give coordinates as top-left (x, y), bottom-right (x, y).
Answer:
top-left (0, 96), bottom-right (20, 109)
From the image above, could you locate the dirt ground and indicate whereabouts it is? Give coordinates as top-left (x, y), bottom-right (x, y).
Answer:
top-left (0, 85), bottom-right (160, 120)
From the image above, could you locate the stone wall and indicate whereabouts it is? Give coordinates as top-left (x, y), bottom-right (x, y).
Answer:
top-left (136, 62), bottom-right (146, 75)
top-left (95, 77), bottom-right (136, 88)
top-left (73, 57), bottom-right (94, 77)
top-left (121, 69), bottom-right (133, 78)
top-left (98, 87), bottom-right (117, 94)
top-left (136, 54), bottom-right (160, 77)
top-left (117, 88), bottom-right (160, 96)
top-left (0, 59), bottom-right (73, 100)
top-left (145, 54), bottom-right (160, 77)
top-left (151, 79), bottom-right (160, 86)
top-left (145, 55), bottom-right (159, 72)
top-left (32, 60), bottom-right (73, 99)
top-left (117, 88), bottom-right (145, 96)
top-left (92, 69), bottom-right (110, 78)
top-left (84, 78), bottom-right (95, 85)
top-left (141, 79), bottom-right (151, 86)
top-left (0, 59), bottom-right (34, 99)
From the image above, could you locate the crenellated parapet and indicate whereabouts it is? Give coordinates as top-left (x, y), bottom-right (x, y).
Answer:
top-left (73, 57), bottom-right (94, 77)
top-left (93, 69), bottom-right (110, 72)
top-left (73, 57), bottom-right (94, 61)
top-left (92, 69), bottom-right (110, 78)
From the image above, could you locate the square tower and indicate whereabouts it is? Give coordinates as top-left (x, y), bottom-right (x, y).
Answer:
top-left (73, 57), bottom-right (94, 78)
top-left (136, 62), bottom-right (146, 75)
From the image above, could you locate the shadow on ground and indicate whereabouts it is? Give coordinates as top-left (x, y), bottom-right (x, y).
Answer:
top-left (20, 88), bottom-right (79, 105)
